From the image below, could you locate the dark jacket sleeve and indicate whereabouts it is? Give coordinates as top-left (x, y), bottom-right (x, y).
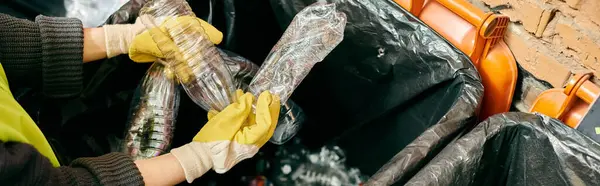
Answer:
top-left (0, 141), bottom-right (144, 185)
top-left (0, 13), bottom-right (83, 98)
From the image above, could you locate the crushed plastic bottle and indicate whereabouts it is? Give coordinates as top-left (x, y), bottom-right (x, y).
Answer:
top-left (123, 62), bottom-right (180, 160)
top-left (220, 49), bottom-right (258, 91)
top-left (139, 0), bottom-right (237, 111)
top-left (221, 49), bottom-right (307, 145)
top-left (248, 3), bottom-right (347, 103)
top-left (136, 0), bottom-right (321, 146)
top-left (270, 100), bottom-right (305, 144)
top-left (248, 2), bottom-right (346, 144)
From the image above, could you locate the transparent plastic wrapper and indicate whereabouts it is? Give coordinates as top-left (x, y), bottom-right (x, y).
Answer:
top-left (65, 0), bottom-right (129, 27)
top-left (248, 3), bottom-right (347, 103)
top-left (123, 62), bottom-right (180, 160)
top-left (139, 0), bottom-right (236, 111)
top-left (271, 139), bottom-right (367, 185)
top-left (221, 49), bottom-right (306, 145)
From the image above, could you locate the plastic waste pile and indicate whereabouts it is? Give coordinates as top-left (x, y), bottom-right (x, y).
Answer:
top-left (270, 139), bottom-right (367, 186)
top-left (122, 0), bottom-right (346, 159)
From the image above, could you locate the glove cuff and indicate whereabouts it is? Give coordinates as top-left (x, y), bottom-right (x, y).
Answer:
top-left (171, 143), bottom-right (213, 183)
top-left (103, 22), bottom-right (146, 58)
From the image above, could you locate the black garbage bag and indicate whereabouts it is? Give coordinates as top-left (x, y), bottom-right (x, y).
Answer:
top-left (16, 0), bottom-right (483, 184)
top-left (268, 0), bottom-right (483, 184)
top-left (399, 112), bottom-right (600, 186)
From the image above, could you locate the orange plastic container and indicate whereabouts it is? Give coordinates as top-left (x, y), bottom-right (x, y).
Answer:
top-left (393, 0), bottom-right (517, 120)
top-left (530, 73), bottom-right (600, 128)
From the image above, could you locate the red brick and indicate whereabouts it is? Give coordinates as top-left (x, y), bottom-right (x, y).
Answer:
top-left (574, 16), bottom-right (600, 34)
top-left (522, 3), bottom-right (545, 33)
top-left (555, 23), bottom-right (582, 52)
top-left (504, 25), bottom-right (572, 87)
top-left (566, 0), bottom-right (581, 8)
top-left (553, 20), bottom-right (600, 72)
top-left (581, 37), bottom-right (600, 57)
top-left (505, 29), bottom-right (536, 69)
top-left (580, 37), bottom-right (600, 71)
top-left (480, 0), bottom-right (508, 7)
top-left (536, 54), bottom-right (572, 87)
top-left (578, 0), bottom-right (600, 26)
top-left (535, 9), bottom-right (555, 37)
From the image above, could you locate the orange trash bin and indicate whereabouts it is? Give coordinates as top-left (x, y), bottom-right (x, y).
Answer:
top-left (530, 73), bottom-right (600, 128)
top-left (393, 0), bottom-right (517, 121)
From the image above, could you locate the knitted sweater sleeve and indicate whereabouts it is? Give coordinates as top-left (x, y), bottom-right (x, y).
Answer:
top-left (0, 13), bottom-right (83, 98)
top-left (0, 141), bottom-right (144, 185)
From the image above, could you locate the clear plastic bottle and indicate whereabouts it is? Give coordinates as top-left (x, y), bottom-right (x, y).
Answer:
top-left (124, 62), bottom-right (180, 160)
top-left (248, 3), bottom-right (346, 104)
top-left (247, 3), bottom-right (346, 144)
top-left (220, 49), bottom-right (307, 145)
top-left (139, 0), bottom-right (236, 111)
top-left (135, 0), bottom-right (327, 146)
top-left (220, 49), bottom-right (258, 91)
top-left (270, 100), bottom-right (306, 144)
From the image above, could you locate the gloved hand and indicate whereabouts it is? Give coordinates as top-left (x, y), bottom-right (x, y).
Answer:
top-left (102, 17), bottom-right (146, 59)
top-left (171, 90), bottom-right (280, 183)
top-left (128, 16), bottom-right (223, 63)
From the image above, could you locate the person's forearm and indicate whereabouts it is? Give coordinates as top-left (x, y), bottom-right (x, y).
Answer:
top-left (83, 27), bottom-right (107, 63)
top-left (135, 153), bottom-right (187, 185)
top-left (0, 142), bottom-right (145, 185)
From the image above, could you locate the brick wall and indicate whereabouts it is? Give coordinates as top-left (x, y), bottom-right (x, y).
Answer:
top-left (466, 0), bottom-right (600, 111)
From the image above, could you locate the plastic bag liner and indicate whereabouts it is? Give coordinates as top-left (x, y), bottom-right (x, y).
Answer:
top-left (23, 1), bottom-right (484, 184)
top-left (269, 0), bottom-right (483, 183)
top-left (0, 0), bottom-right (127, 26)
top-left (65, 0), bottom-right (130, 27)
top-left (398, 112), bottom-right (600, 186)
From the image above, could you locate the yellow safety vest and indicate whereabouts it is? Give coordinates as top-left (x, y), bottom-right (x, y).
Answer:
top-left (0, 63), bottom-right (60, 167)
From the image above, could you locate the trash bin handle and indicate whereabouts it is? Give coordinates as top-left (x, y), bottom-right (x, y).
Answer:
top-left (564, 73), bottom-right (600, 104)
top-left (403, 0), bottom-right (501, 38)
top-left (575, 81), bottom-right (600, 104)
top-left (557, 73), bottom-right (592, 120)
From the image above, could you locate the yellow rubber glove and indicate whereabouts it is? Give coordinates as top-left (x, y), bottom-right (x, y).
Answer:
top-left (129, 16), bottom-right (223, 63)
top-left (171, 90), bottom-right (280, 183)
